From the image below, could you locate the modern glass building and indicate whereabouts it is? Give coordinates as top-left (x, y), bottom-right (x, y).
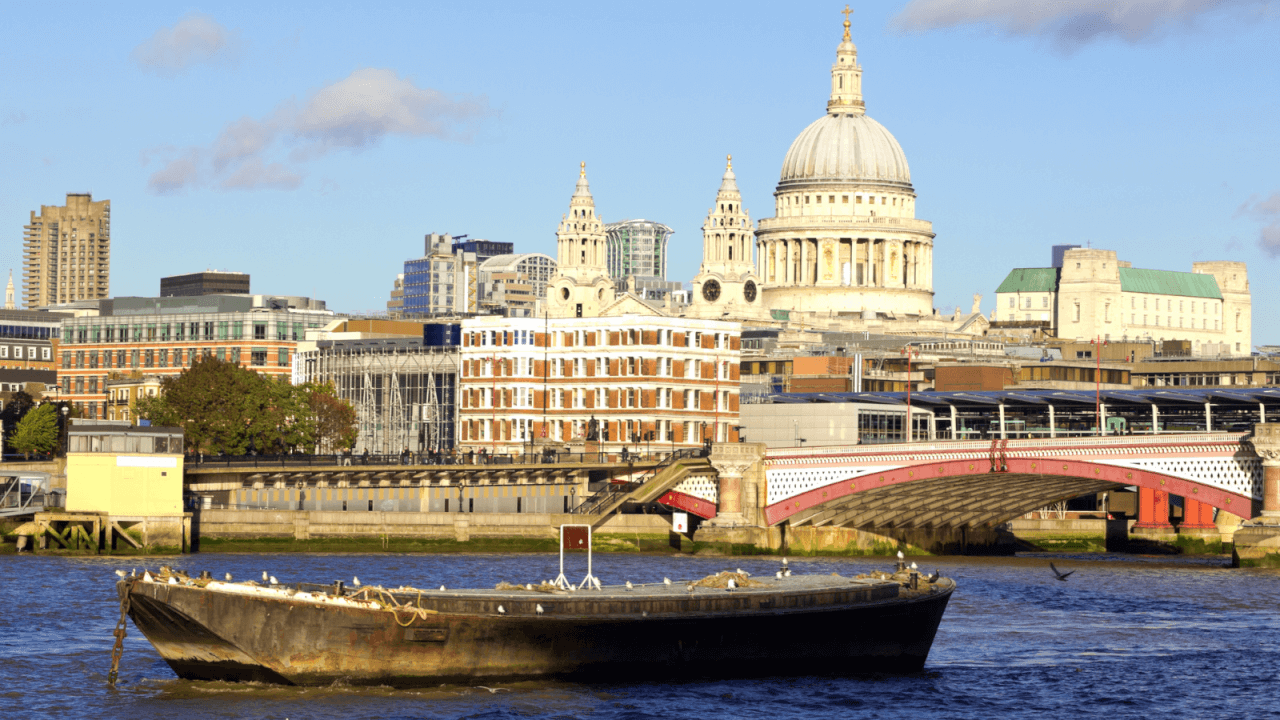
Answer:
top-left (604, 219), bottom-right (673, 281)
top-left (402, 233), bottom-right (480, 317)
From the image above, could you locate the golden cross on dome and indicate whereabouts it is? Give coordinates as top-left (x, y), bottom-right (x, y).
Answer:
top-left (842, 5), bottom-right (853, 40)
top-left (727, 154), bottom-right (732, 170)
top-left (580, 161), bottom-right (586, 177)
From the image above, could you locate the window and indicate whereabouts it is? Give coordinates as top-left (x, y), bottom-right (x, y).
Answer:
top-left (279, 348), bottom-right (290, 367)
top-left (251, 349), bottom-right (267, 366)
top-left (1073, 303), bottom-right (1081, 323)
top-left (1008, 297), bottom-right (1015, 308)
top-left (254, 323), bottom-right (266, 340)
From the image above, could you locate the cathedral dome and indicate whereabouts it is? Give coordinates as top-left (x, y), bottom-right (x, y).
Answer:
top-left (778, 112), bottom-right (912, 190)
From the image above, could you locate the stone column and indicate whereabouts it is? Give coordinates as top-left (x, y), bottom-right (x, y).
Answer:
top-left (800, 239), bottom-right (809, 285)
top-left (1247, 424), bottom-right (1280, 521)
top-left (705, 442), bottom-right (766, 527)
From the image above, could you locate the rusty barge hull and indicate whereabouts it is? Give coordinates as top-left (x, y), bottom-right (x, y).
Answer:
top-left (122, 575), bottom-right (955, 686)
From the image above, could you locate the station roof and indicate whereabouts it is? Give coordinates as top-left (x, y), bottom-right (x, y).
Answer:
top-left (760, 387), bottom-right (1280, 408)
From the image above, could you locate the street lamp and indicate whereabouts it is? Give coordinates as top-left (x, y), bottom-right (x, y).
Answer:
top-left (60, 405), bottom-right (70, 456)
top-left (901, 344), bottom-right (920, 442)
top-left (1091, 336), bottom-right (1108, 436)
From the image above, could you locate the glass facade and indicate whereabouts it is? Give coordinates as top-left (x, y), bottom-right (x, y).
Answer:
top-left (604, 220), bottom-right (673, 281)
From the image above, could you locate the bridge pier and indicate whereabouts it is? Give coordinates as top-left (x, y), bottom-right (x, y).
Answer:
top-left (1132, 488), bottom-right (1174, 535)
top-left (1234, 424), bottom-right (1280, 567)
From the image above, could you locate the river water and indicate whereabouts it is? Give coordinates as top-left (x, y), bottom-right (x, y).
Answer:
top-left (2, 551), bottom-right (1278, 719)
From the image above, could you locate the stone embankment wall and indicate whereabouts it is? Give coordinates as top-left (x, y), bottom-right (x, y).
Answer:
top-left (197, 509), bottom-right (671, 542)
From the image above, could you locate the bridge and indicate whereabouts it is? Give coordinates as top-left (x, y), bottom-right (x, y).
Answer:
top-left (662, 432), bottom-right (1266, 534)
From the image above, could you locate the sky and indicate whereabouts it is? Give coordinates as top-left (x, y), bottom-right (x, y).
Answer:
top-left (2, 1), bottom-right (1278, 340)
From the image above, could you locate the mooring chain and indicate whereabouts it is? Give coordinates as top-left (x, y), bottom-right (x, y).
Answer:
top-left (107, 579), bottom-right (135, 686)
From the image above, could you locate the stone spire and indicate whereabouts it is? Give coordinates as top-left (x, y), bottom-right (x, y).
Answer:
top-left (557, 162), bottom-right (607, 274)
top-left (4, 270), bottom-right (13, 310)
top-left (548, 163), bottom-right (614, 317)
top-left (700, 155), bottom-right (755, 276)
top-left (828, 5), bottom-right (865, 116)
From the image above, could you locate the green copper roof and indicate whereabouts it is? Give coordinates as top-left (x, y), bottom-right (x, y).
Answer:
top-left (1119, 268), bottom-right (1222, 299)
top-left (995, 268), bottom-right (1059, 293)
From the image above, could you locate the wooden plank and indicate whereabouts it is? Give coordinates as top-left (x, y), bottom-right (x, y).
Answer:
top-left (112, 522), bottom-right (142, 548)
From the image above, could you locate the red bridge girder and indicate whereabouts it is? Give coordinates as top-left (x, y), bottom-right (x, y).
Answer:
top-left (764, 456), bottom-right (1252, 527)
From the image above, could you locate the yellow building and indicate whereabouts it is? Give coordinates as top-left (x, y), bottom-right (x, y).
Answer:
top-left (65, 421), bottom-right (185, 519)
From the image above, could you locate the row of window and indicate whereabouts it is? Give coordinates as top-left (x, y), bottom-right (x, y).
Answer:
top-left (462, 417), bottom-right (727, 444)
top-left (461, 355), bottom-right (731, 381)
top-left (62, 346), bottom-right (290, 372)
top-left (0, 345), bottom-right (51, 360)
top-left (461, 386), bottom-right (733, 411)
top-left (62, 320), bottom-right (314, 344)
top-left (0, 325), bottom-right (54, 340)
top-left (466, 327), bottom-right (734, 350)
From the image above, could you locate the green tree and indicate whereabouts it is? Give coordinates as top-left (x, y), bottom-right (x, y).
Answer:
top-left (134, 356), bottom-right (357, 455)
top-left (10, 403), bottom-right (59, 458)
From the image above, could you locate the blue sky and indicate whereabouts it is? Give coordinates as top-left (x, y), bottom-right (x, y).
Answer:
top-left (3, 1), bottom-right (1278, 340)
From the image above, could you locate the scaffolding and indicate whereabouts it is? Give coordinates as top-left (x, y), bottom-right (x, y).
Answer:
top-left (294, 339), bottom-right (459, 455)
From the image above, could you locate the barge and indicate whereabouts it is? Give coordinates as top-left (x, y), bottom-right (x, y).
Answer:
top-left (117, 566), bottom-right (955, 686)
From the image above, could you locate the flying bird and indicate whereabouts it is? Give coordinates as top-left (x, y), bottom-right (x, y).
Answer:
top-left (476, 686), bottom-right (509, 693)
top-left (1050, 563), bottom-right (1074, 582)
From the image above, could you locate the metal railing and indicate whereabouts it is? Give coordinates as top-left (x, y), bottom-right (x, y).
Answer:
top-left (0, 479), bottom-right (62, 517)
top-left (189, 448), bottom-right (699, 470)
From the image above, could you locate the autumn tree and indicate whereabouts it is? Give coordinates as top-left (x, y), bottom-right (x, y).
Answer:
top-left (303, 382), bottom-right (358, 453)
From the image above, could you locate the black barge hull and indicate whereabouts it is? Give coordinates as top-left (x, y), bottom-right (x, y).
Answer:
top-left (121, 574), bottom-right (954, 686)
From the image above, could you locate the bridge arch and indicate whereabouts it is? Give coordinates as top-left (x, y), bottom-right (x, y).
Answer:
top-left (765, 456), bottom-right (1254, 531)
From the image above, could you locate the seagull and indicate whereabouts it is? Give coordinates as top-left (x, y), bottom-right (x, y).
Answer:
top-left (476, 686), bottom-right (509, 693)
top-left (526, 584), bottom-right (533, 591)
top-left (1050, 563), bottom-right (1074, 582)
top-left (592, 577), bottom-right (602, 590)
top-left (269, 576), bottom-right (279, 585)
top-left (782, 557), bottom-right (789, 566)
top-left (686, 584), bottom-right (695, 593)
top-left (224, 572), bottom-right (233, 582)
top-left (262, 571), bottom-right (269, 582)
top-left (897, 550), bottom-right (905, 561)
top-left (168, 576), bottom-right (178, 585)
top-left (927, 570), bottom-right (941, 582)
top-left (910, 562), bottom-right (918, 571)
top-left (776, 571), bottom-right (783, 579)
top-left (737, 568), bottom-right (750, 576)
top-left (727, 578), bottom-right (737, 591)
top-left (440, 585), bottom-right (447, 591)
top-left (353, 576), bottom-right (361, 587)
top-left (642, 610), bottom-right (648, 617)
top-left (625, 581), bottom-right (634, 590)
top-left (663, 577), bottom-right (672, 585)
top-left (142, 571), bottom-right (153, 583)
top-left (497, 605), bottom-right (505, 614)
top-left (783, 569), bottom-right (791, 577)
top-left (115, 569), bottom-right (127, 578)
top-left (536, 604), bottom-right (544, 615)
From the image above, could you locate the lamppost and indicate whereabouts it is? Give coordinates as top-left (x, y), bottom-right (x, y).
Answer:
top-left (1091, 336), bottom-right (1108, 435)
top-left (60, 405), bottom-right (70, 456)
top-left (901, 343), bottom-right (920, 442)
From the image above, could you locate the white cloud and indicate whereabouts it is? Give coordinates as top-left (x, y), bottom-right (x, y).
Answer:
top-left (147, 149), bottom-right (203, 194)
top-left (132, 13), bottom-right (240, 76)
top-left (891, 0), bottom-right (1273, 50)
top-left (1241, 192), bottom-right (1280, 257)
top-left (146, 68), bottom-right (493, 194)
top-left (220, 158), bottom-right (303, 191)
top-left (1260, 224), bottom-right (1280, 257)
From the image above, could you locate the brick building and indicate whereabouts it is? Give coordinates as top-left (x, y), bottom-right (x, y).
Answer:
top-left (457, 310), bottom-right (741, 456)
top-left (55, 295), bottom-right (336, 419)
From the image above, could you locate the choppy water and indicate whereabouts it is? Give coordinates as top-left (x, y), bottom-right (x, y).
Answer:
top-left (2, 551), bottom-right (1278, 719)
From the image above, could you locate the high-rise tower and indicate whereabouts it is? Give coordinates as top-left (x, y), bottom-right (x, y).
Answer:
top-left (547, 163), bottom-right (615, 318)
top-left (23, 193), bottom-right (111, 308)
top-left (687, 155), bottom-right (769, 322)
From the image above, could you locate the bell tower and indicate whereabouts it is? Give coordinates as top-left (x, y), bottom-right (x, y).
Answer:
top-left (828, 5), bottom-right (864, 116)
top-left (548, 163), bottom-right (615, 318)
top-left (687, 156), bottom-right (769, 322)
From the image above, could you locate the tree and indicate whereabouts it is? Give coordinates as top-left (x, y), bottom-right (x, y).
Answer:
top-left (134, 355), bottom-right (357, 455)
top-left (1, 389), bottom-right (37, 452)
top-left (10, 403), bottom-right (59, 458)
top-left (304, 382), bottom-right (358, 453)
